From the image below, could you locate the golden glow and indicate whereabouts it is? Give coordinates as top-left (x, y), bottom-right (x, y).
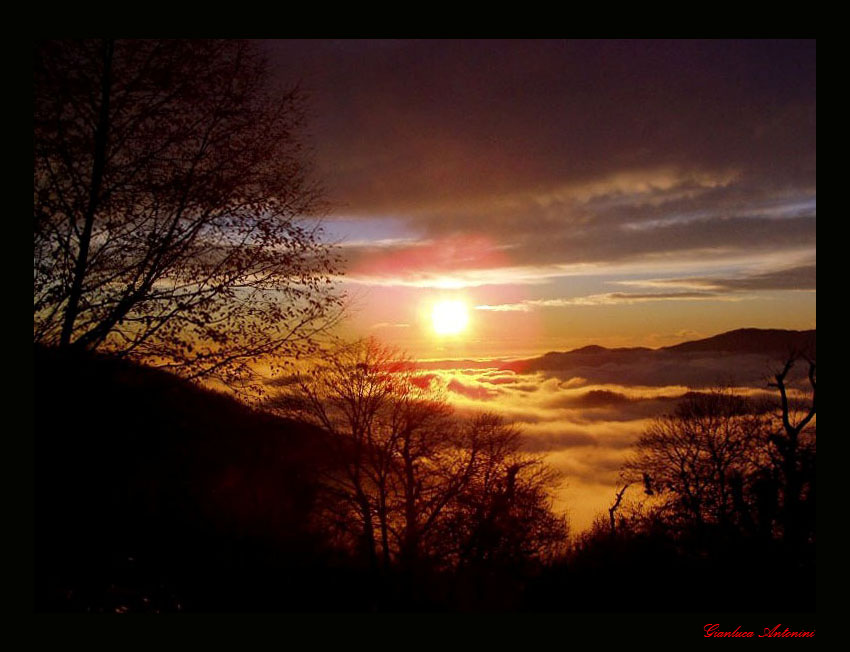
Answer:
top-left (431, 300), bottom-right (469, 336)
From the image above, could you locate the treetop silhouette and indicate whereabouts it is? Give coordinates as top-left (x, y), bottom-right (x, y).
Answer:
top-left (34, 39), bottom-right (343, 387)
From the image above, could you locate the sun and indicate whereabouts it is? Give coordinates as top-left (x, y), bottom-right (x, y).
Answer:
top-left (431, 300), bottom-right (470, 336)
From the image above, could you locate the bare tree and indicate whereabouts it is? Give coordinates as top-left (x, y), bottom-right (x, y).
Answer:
top-left (271, 339), bottom-right (405, 571)
top-left (271, 338), bottom-right (567, 576)
top-left (608, 483), bottom-right (631, 535)
top-left (438, 414), bottom-right (568, 570)
top-left (767, 355), bottom-right (816, 547)
top-left (624, 362), bottom-right (815, 545)
top-left (34, 40), bottom-right (342, 387)
top-left (624, 388), bottom-right (771, 535)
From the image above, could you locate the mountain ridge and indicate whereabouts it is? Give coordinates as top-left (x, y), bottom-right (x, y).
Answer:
top-left (538, 327), bottom-right (815, 360)
top-left (515, 327), bottom-right (816, 378)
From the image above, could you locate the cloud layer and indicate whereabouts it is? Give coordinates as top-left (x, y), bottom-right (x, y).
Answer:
top-left (268, 40), bottom-right (815, 292)
top-left (408, 341), bottom-right (813, 530)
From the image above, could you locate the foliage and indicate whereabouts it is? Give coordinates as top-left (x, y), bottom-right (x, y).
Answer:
top-left (34, 39), bottom-right (342, 387)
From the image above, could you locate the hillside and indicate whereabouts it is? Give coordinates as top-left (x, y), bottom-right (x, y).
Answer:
top-left (34, 346), bottom-right (351, 613)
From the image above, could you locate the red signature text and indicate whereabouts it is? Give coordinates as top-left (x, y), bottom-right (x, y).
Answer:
top-left (704, 624), bottom-right (815, 638)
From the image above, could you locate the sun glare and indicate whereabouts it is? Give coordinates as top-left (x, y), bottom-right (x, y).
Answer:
top-left (431, 300), bottom-right (469, 336)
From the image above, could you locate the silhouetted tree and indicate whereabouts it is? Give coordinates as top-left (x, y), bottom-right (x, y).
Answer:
top-left (436, 414), bottom-right (567, 570)
top-left (34, 39), bottom-right (342, 387)
top-left (271, 338), bottom-right (567, 585)
top-left (272, 339), bottom-right (430, 572)
top-left (767, 355), bottom-right (816, 548)
top-left (551, 363), bottom-right (817, 614)
top-left (624, 388), bottom-right (772, 536)
top-left (624, 363), bottom-right (815, 545)
top-left (608, 483), bottom-right (631, 534)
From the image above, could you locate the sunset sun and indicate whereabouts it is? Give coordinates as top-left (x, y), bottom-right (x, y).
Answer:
top-left (431, 300), bottom-right (469, 335)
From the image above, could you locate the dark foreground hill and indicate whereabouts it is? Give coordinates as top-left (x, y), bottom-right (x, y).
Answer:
top-left (34, 346), bottom-right (360, 613)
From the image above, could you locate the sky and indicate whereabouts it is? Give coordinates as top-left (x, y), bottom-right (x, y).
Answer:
top-left (263, 39), bottom-right (816, 531)
top-left (266, 39), bottom-right (815, 359)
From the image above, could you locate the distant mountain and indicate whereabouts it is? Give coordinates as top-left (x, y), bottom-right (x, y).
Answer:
top-left (499, 328), bottom-right (816, 387)
top-left (529, 346), bottom-right (654, 371)
top-left (417, 328), bottom-right (817, 377)
top-left (531, 328), bottom-right (815, 364)
top-left (569, 345), bottom-right (653, 355)
top-left (662, 328), bottom-right (816, 355)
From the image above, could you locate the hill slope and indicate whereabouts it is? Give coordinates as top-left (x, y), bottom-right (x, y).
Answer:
top-left (34, 346), bottom-right (349, 612)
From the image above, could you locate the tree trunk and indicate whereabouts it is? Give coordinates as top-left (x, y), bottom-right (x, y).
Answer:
top-left (60, 39), bottom-right (113, 348)
top-left (357, 493), bottom-right (378, 573)
top-left (377, 481), bottom-right (391, 572)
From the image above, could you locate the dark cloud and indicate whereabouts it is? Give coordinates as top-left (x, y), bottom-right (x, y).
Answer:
top-left (530, 264), bottom-right (819, 311)
top-left (511, 383), bottom-right (542, 392)
top-left (595, 292), bottom-right (717, 302)
top-left (632, 264), bottom-right (817, 292)
top-left (341, 215), bottom-right (815, 283)
top-left (265, 39), bottom-right (816, 285)
top-left (566, 390), bottom-right (634, 408)
top-left (268, 39), bottom-right (815, 212)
